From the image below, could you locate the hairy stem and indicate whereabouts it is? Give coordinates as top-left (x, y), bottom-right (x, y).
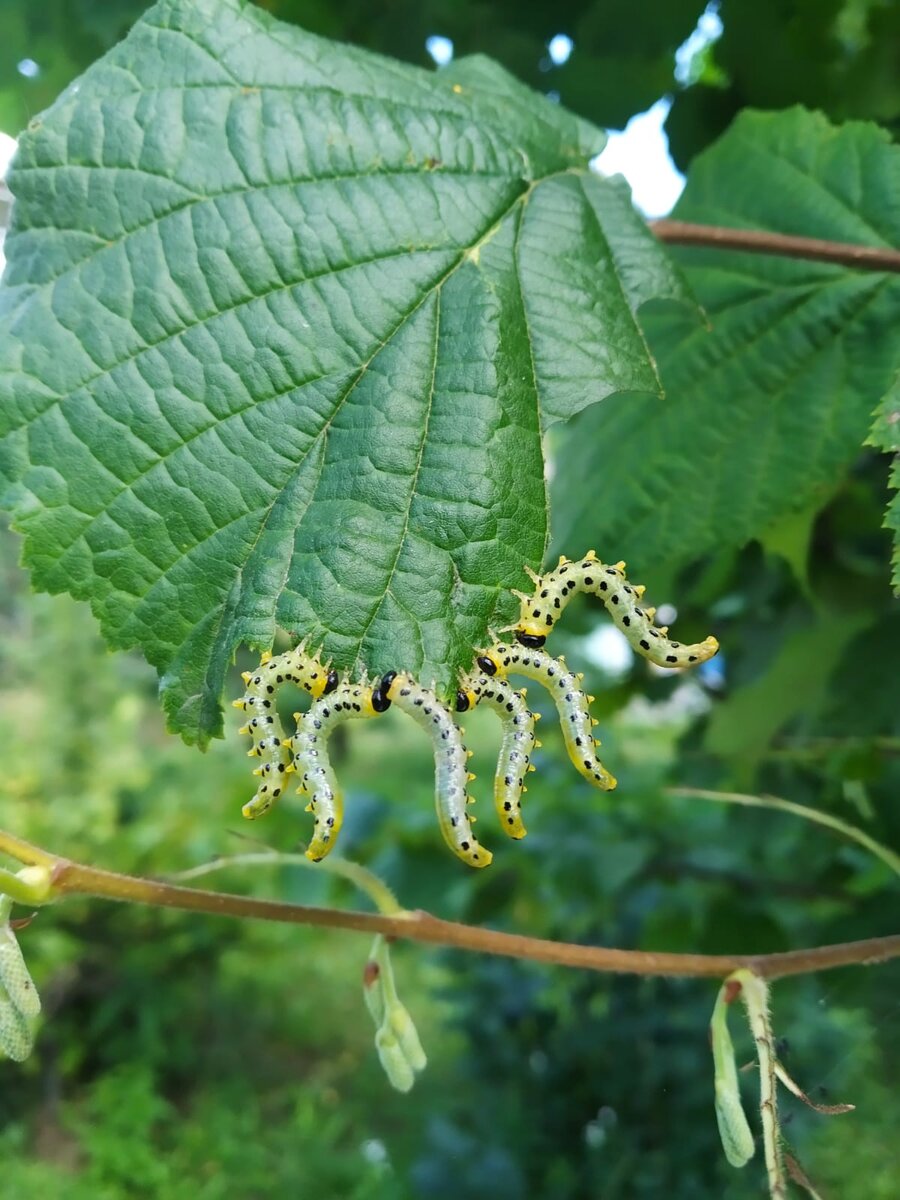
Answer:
top-left (650, 220), bottom-right (900, 274)
top-left (0, 828), bottom-right (897, 980)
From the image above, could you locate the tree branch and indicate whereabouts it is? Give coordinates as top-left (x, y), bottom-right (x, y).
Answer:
top-left (650, 220), bottom-right (900, 274)
top-left (0, 828), bottom-right (897, 981)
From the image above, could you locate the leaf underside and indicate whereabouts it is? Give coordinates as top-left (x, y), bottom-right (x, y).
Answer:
top-left (0, 0), bottom-right (694, 744)
top-left (551, 107), bottom-right (900, 581)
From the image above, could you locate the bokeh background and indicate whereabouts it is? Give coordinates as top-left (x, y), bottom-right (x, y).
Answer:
top-left (1, 2), bottom-right (899, 1197)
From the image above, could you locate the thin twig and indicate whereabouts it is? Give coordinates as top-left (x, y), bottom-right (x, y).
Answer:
top-left (0, 828), bottom-right (897, 981)
top-left (650, 220), bottom-right (900, 274)
top-left (667, 788), bottom-right (900, 878)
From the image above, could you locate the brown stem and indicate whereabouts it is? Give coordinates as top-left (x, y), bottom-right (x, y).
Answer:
top-left (0, 829), bottom-right (895, 981)
top-left (650, 220), bottom-right (900, 274)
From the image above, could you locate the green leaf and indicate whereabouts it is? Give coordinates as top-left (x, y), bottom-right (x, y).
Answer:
top-left (551, 108), bottom-right (900, 579)
top-left (0, 0), bottom-right (694, 744)
top-left (867, 375), bottom-right (900, 592)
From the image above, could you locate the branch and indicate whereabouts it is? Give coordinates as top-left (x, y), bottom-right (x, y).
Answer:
top-left (666, 787), bottom-right (900, 877)
top-left (0, 828), bottom-right (896, 981)
top-left (650, 220), bottom-right (900, 274)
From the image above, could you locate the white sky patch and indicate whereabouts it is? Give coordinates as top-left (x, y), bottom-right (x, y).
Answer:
top-left (425, 36), bottom-right (454, 67)
top-left (0, 133), bottom-right (17, 179)
top-left (675, 2), bottom-right (723, 84)
top-left (592, 97), bottom-right (685, 218)
top-left (548, 34), bottom-right (574, 66)
top-left (582, 624), bottom-right (634, 676)
top-left (17, 58), bottom-right (40, 79)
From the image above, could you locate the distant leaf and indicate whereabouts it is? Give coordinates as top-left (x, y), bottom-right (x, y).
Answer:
top-left (0, 0), bottom-right (695, 744)
top-left (551, 108), bottom-right (900, 580)
top-left (868, 376), bottom-right (900, 592)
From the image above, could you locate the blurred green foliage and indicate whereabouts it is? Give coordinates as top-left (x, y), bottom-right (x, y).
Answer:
top-left (2, 0), bottom-right (898, 167)
top-left (2, 444), bottom-right (898, 1196)
top-left (1, 0), bottom-right (899, 1196)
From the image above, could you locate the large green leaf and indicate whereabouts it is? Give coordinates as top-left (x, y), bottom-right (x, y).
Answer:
top-left (551, 107), bottom-right (900, 580)
top-left (0, 0), bottom-right (693, 744)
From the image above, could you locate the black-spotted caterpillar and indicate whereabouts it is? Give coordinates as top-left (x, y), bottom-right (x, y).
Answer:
top-left (233, 644), bottom-right (338, 818)
top-left (372, 672), bottom-right (490, 869)
top-left (512, 551), bottom-right (719, 667)
top-left (232, 550), bottom-right (718, 867)
top-left (475, 642), bottom-right (617, 792)
top-left (456, 672), bottom-right (537, 840)
top-left (292, 681), bottom-right (379, 862)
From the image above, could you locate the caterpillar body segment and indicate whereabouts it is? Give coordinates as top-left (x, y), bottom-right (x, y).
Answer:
top-left (290, 682), bottom-right (380, 862)
top-left (477, 643), bottom-right (617, 792)
top-left (375, 673), bottom-right (492, 869)
top-left (513, 551), bottom-right (719, 669)
top-left (460, 673), bottom-right (536, 839)
top-left (234, 644), bottom-right (338, 819)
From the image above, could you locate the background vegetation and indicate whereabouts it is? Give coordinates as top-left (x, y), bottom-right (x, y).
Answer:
top-left (1, 1), bottom-right (898, 1197)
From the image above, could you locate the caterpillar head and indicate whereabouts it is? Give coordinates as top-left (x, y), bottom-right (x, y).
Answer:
top-left (474, 646), bottom-right (505, 676)
top-left (455, 685), bottom-right (479, 713)
top-left (308, 665), bottom-right (340, 698)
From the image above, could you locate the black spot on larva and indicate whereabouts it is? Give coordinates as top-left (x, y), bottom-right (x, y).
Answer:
top-left (554, 598), bottom-right (561, 609)
top-left (689, 655), bottom-right (698, 662)
top-left (666, 655), bottom-right (677, 663)
top-left (547, 667), bottom-right (556, 677)
top-left (649, 629), bottom-right (659, 638)
top-left (266, 685), bottom-right (275, 694)
top-left (461, 840), bottom-right (470, 850)
top-left (504, 775), bottom-right (512, 786)
top-left (455, 691), bottom-right (470, 713)
top-left (611, 594), bottom-right (619, 605)
top-left (565, 693), bottom-right (574, 701)
top-left (477, 656), bottom-right (497, 676)
top-left (278, 763), bottom-right (285, 773)
top-left (575, 736), bottom-right (582, 746)
top-left (584, 759), bottom-right (591, 769)
top-left (323, 669), bottom-right (339, 695)
top-left (540, 589), bottom-right (548, 598)
top-left (450, 817), bottom-right (457, 827)
top-left (414, 697), bottom-right (423, 707)
top-left (532, 608), bottom-right (541, 618)
top-left (599, 581), bottom-right (608, 591)
top-left (584, 576), bottom-right (593, 585)
top-left (623, 615), bottom-right (631, 626)
top-left (508, 817), bottom-right (515, 824)
top-left (516, 632), bottom-right (546, 649)
top-left (640, 639), bottom-right (650, 651)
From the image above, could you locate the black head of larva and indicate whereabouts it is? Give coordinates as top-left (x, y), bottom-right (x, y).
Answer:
top-left (371, 670), bottom-right (398, 713)
top-left (455, 691), bottom-right (471, 713)
top-left (516, 631), bottom-right (546, 649)
top-left (323, 668), bottom-right (339, 695)
top-left (476, 655), bottom-right (498, 677)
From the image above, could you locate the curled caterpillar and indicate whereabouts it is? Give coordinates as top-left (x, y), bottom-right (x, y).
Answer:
top-left (456, 675), bottom-right (537, 839)
top-left (512, 550), bottom-right (719, 668)
top-left (291, 681), bottom-right (379, 862)
top-left (373, 672), bottom-right (491, 869)
top-left (476, 642), bottom-right (617, 792)
top-left (234, 644), bottom-right (338, 818)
